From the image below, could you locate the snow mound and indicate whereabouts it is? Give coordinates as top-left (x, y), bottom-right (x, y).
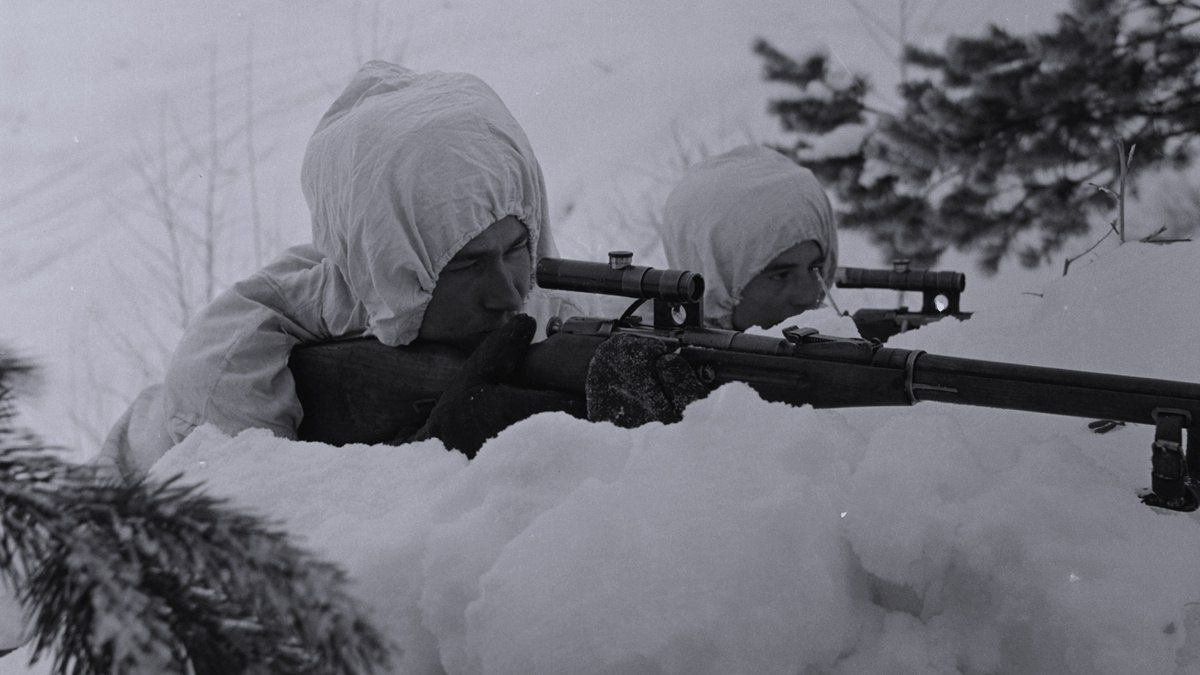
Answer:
top-left (133, 242), bottom-right (1200, 675)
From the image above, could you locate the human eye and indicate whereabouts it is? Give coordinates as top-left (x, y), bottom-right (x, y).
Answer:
top-left (768, 270), bottom-right (792, 284)
top-left (442, 256), bottom-right (479, 273)
top-left (505, 237), bottom-right (529, 257)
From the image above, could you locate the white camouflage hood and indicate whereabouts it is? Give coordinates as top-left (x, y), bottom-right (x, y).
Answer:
top-left (660, 145), bottom-right (838, 329)
top-left (301, 61), bottom-right (553, 346)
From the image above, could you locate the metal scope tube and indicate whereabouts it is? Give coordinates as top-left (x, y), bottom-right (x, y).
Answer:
top-left (835, 267), bottom-right (965, 293)
top-left (536, 257), bottom-right (704, 303)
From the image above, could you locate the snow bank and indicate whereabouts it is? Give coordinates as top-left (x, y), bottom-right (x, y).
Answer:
top-left (5, 242), bottom-right (1198, 674)
top-left (127, 242), bottom-right (1200, 674)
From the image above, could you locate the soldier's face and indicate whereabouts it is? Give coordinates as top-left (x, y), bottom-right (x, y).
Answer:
top-left (731, 240), bottom-right (826, 330)
top-left (418, 216), bottom-right (532, 350)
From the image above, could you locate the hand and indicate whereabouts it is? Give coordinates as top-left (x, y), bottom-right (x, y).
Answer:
top-left (585, 333), bottom-right (709, 428)
top-left (410, 314), bottom-right (586, 457)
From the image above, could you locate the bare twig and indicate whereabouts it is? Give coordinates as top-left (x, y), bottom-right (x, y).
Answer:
top-left (1064, 137), bottom-right (1138, 275)
top-left (1116, 137), bottom-right (1136, 243)
top-left (1063, 226), bottom-right (1115, 276)
top-left (245, 24), bottom-right (264, 269)
top-left (205, 45), bottom-right (220, 304)
top-left (1141, 224), bottom-right (1193, 244)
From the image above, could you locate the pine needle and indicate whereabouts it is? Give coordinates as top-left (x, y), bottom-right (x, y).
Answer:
top-left (0, 351), bottom-right (393, 675)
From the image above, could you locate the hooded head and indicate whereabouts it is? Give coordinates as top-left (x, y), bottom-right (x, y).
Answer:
top-left (660, 144), bottom-right (838, 329)
top-left (301, 61), bottom-right (554, 346)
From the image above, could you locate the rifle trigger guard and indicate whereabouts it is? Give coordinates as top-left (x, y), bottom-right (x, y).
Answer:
top-left (903, 349), bottom-right (924, 405)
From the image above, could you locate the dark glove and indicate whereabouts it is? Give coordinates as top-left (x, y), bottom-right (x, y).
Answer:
top-left (585, 333), bottom-right (709, 428)
top-left (410, 314), bottom-right (586, 457)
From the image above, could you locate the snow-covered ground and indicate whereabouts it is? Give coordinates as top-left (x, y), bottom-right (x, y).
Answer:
top-left (174, 243), bottom-right (1200, 675)
top-left (10, 240), bottom-right (1200, 675)
top-left (12, 1), bottom-right (1200, 673)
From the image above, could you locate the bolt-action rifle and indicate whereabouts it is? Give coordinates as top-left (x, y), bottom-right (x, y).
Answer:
top-left (835, 260), bottom-right (972, 342)
top-left (290, 255), bottom-right (1200, 512)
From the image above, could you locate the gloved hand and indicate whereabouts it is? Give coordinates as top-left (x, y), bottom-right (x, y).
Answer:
top-left (585, 333), bottom-right (710, 428)
top-left (410, 314), bottom-right (586, 457)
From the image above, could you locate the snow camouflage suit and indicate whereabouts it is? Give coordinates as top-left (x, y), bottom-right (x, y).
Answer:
top-left (660, 144), bottom-right (839, 329)
top-left (99, 62), bottom-right (584, 481)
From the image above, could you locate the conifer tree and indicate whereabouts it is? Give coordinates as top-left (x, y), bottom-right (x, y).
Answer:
top-left (0, 350), bottom-right (392, 674)
top-left (755, 0), bottom-right (1200, 272)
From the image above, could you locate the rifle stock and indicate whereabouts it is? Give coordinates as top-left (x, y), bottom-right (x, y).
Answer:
top-left (290, 339), bottom-right (467, 445)
top-left (289, 256), bottom-right (1200, 511)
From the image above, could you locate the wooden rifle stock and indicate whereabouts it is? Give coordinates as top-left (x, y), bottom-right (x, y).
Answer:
top-left (289, 334), bottom-right (600, 445)
top-left (290, 339), bottom-right (465, 445)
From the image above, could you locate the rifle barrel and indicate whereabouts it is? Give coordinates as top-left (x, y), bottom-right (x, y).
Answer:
top-left (911, 354), bottom-right (1200, 427)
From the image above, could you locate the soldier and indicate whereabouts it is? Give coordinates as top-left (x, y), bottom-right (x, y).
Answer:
top-left (99, 61), bottom-right (594, 476)
top-left (660, 144), bottom-right (839, 330)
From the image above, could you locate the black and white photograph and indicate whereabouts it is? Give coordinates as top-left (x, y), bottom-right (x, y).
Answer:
top-left (4, 1), bottom-right (1200, 673)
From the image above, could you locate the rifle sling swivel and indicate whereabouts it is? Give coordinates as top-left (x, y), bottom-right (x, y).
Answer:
top-left (1144, 408), bottom-right (1198, 512)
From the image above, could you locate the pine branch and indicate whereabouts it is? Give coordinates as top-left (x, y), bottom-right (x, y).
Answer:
top-left (0, 354), bottom-right (392, 675)
top-left (0, 352), bottom-right (35, 428)
top-left (756, 0), bottom-right (1200, 271)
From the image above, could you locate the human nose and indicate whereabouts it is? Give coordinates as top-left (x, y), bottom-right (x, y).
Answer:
top-left (788, 276), bottom-right (822, 310)
top-left (480, 259), bottom-right (525, 311)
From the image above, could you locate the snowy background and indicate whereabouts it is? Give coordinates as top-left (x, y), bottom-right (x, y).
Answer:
top-left (6, 1), bottom-right (1200, 673)
top-left (1, 0), bottom-right (1075, 452)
